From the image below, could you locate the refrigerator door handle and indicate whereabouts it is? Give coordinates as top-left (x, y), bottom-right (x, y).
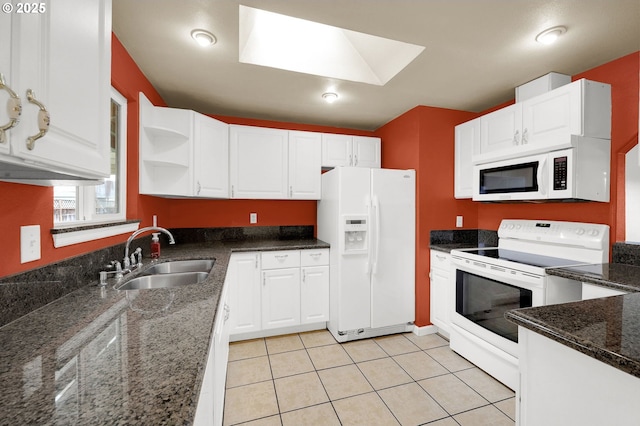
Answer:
top-left (373, 195), bottom-right (381, 275)
top-left (365, 196), bottom-right (372, 278)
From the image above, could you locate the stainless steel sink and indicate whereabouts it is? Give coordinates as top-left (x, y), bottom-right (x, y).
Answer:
top-left (116, 271), bottom-right (209, 290)
top-left (141, 259), bottom-right (215, 275)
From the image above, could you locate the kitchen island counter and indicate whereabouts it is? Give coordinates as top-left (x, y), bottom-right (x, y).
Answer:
top-left (506, 292), bottom-right (640, 379)
top-left (0, 238), bottom-right (328, 425)
top-left (546, 262), bottom-right (640, 293)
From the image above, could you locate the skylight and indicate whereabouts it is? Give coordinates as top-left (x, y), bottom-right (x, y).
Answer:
top-left (238, 5), bottom-right (425, 86)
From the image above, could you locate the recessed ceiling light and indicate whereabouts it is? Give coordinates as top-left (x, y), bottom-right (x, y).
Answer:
top-left (191, 29), bottom-right (217, 47)
top-left (322, 92), bottom-right (339, 103)
top-left (535, 26), bottom-right (567, 45)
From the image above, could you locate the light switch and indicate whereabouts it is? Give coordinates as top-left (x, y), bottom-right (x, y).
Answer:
top-left (250, 213), bottom-right (258, 224)
top-left (456, 216), bottom-right (463, 228)
top-left (21, 225), bottom-right (41, 263)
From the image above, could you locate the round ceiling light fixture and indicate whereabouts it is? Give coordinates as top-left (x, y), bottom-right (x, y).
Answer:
top-left (322, 92), bottom-right (339, 104)
top-left (191, 29), bottom-right (217, 47)
top-left (535, 26), bottom-right (567, 45)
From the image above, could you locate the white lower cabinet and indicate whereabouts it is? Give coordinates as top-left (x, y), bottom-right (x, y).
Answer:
top-left (228, 252), bottom-right (261, 335)
top-left (581, 282), bottom-right (628, 300)
top-left (195, 274), bottom-right (230, 426)
top-left (262, 268), bottom-right (301, 329)
top-left (229, 248), bottom-right (330, 341)
top-left (429, 250), bottom-right (452, 338)
top-left (301, 265), bottom-right (330, 324)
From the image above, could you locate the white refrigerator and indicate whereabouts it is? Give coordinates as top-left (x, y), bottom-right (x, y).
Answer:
top-left (317, 167), bottom-right (416, 342)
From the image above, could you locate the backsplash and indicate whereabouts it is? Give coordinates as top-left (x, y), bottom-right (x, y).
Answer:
top-left (430, 229), bottom-right (498, 247)
top-left (612, 242), bottom-right (640, 266)
top-left (0, 225), bottom-right (315, 328)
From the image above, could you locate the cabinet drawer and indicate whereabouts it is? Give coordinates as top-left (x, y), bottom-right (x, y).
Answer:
top-left (261, 250), bottom-right (300, 270)
top-left (301, 249), bottom-right (329, 266)
top-left (430, 251), bottom-right (451, 273)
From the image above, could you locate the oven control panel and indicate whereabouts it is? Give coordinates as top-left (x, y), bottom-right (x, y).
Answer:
top-left (498, 219), bottom-right (609, 248)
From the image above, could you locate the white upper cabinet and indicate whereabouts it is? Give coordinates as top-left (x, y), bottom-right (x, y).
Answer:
top-left (474, 79), bottom-right (611, 164)
top-left (289, 131), bottom-right (321, 199)
top-left (194, 112), bottom-right (229, 198)
top-left (0, 0), bottom-right (112, 180)
top-left (0, 11), bottom-right (12, 156)
top-left (454, 118), bottom-right (480, 199)
top-left (230, 125), bottom-right (289, 199)
top-left (353, 136), bottom-right (382, 168)
top-left (321, 134), bottom-right (381, 168)
top-left (230, 125), bottom-right (322, 200)
top-left (139, 93), bottom-right (229, 198)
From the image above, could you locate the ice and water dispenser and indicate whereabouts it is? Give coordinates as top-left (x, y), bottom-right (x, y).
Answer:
top-left (342, 215), bottom-right (368, 254)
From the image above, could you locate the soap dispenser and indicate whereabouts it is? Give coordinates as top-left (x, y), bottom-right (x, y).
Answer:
top-left (151, 233), bottom-right (161, 259)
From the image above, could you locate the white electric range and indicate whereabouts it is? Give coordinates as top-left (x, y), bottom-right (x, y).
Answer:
top-left (449, 219), bottom-right (609, 390)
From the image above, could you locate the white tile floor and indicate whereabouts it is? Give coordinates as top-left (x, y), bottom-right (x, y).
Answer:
top-left (223, 331), bottom-right (515, 426)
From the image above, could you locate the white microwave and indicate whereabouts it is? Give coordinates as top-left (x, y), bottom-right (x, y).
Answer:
top-left (472, 141), bottom-right (610, 202)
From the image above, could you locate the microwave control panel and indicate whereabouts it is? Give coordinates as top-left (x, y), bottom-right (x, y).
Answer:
top-left (553, 156), bottom-right (568, 191)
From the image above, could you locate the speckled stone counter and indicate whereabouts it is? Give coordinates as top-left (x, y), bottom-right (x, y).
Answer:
top-left (546, 263), bottom-right (640, 293)
top-left (506, 293), bottom-right (640, 379)
top-left (0, 238), bottom-right (328, 425)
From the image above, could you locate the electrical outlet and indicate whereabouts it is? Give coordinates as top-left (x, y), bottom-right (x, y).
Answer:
top-left (456, 216), bottom-right (463, 228)
top-left (21, 225), bottom-right (41, 263)
top-left (250, 212), bottom-right (258, 224)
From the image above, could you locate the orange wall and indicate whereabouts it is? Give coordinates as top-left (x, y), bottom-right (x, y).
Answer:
top-left (376, 106), bottom-right (478, 327)
top-left (0, 34), bottom-right (374, 278)
top-left (476, 52), bottom-right (640, 252)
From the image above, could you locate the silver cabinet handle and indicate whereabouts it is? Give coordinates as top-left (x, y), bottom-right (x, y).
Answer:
top-left (263, 272), bottom-right (266, 286)
top-left (354, 154), bottom-right (358, 166)
top-left (522, 128), bottom-right (528, 144)
top-left (275, 254), bottom-right (289, 260)
top-left (289, 186), bottom-right (293, 198)
top-left (513, 130), bottom-right (520, 146)
top-left (25, 89), bottom-right (50, 150)
top-left (255, 254), bottom-right (259, 269)
top-left (310, 253), bottom-right (322, 258)
top-left (0, 73), bottom-right (21, 144)
top-left (349, 154), bottom-right (353, 166)
top-left (302, 270), bottom-right (306, 282)
top-left (224, 303), bottom-right (230, 322)
top-left (231, 185), bottom-right (234, 198)
top-left (197, 181), bottom-right (201, 194)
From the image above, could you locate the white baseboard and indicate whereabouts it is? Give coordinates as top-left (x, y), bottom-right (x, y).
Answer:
top-left (229, 322), bottom-right (326, 342)
top-left (412, 324), bottom-right (439, 336)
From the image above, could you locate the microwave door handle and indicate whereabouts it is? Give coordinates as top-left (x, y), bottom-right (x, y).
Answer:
top-left (538, 157), bottom-right (549, 196)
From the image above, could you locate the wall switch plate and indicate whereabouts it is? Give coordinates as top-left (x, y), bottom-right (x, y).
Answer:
top-left (21, 225), bottom-right (41, 263)
top-left (456, 216), bottom-right (463, 228)
top-left (250, 212), bottom-right (258, 224)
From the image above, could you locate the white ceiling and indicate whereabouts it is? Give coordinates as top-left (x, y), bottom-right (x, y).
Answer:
top-left (112, 0), bottom-right (640, 131)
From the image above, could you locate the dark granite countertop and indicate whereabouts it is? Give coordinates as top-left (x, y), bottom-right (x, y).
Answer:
top-left (546, 263), bottom-right (640, 293)
top-left (0, 239), bottom-right (328, 425)
top-left (506, 293), bottom-right (640, 379)
top-left (430, 242), bottom-right (497, 253)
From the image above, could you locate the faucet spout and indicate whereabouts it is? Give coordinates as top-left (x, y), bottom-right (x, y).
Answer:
top-left (124, 226), bottom-right (175, 265)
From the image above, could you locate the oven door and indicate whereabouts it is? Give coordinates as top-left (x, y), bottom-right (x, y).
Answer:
top-left (450, 256), bottom-right (544, 358)
top-left (472, 153), bottom-right (549, 201)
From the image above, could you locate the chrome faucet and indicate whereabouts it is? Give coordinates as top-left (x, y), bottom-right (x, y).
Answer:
top-left (124, 226), bottom-right (175, 268)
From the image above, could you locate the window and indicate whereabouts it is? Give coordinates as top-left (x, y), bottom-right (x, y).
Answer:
top-left (54, 88), bottom-right (127, 224)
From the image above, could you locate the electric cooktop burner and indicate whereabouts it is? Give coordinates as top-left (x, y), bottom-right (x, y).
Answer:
top-left (463, 248), bottom-right (585, 269)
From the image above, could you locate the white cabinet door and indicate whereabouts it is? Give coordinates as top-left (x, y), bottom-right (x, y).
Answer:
top-left (454, 119), bottom-right (480, 198)
top-left (230, 125), bottom-right (288, 199)
top-left (0, 11), bottom-right (13, 156)
top-left (353, 136), bottom-right (381, 168)
top-left (229, 252), bottom-right (262, 335)
top-left (321, 133), bottom-right (352, 167)
top-left (288, 130), bottom-right (321, 199)
top-left (301, 265), bottom-right (329, 324)
top-left (213, 282), bottom-right (230, 426)
top-left (262, 268), bottom-right (301, 330)
top-left (479, 104), bottom-right (522, 160)
top-left (194, 113), bottom-right (229, 198)
top-left (429, 250), bottom-right (451, 337)
top-left (10, 0), bottom-right (111, 178)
